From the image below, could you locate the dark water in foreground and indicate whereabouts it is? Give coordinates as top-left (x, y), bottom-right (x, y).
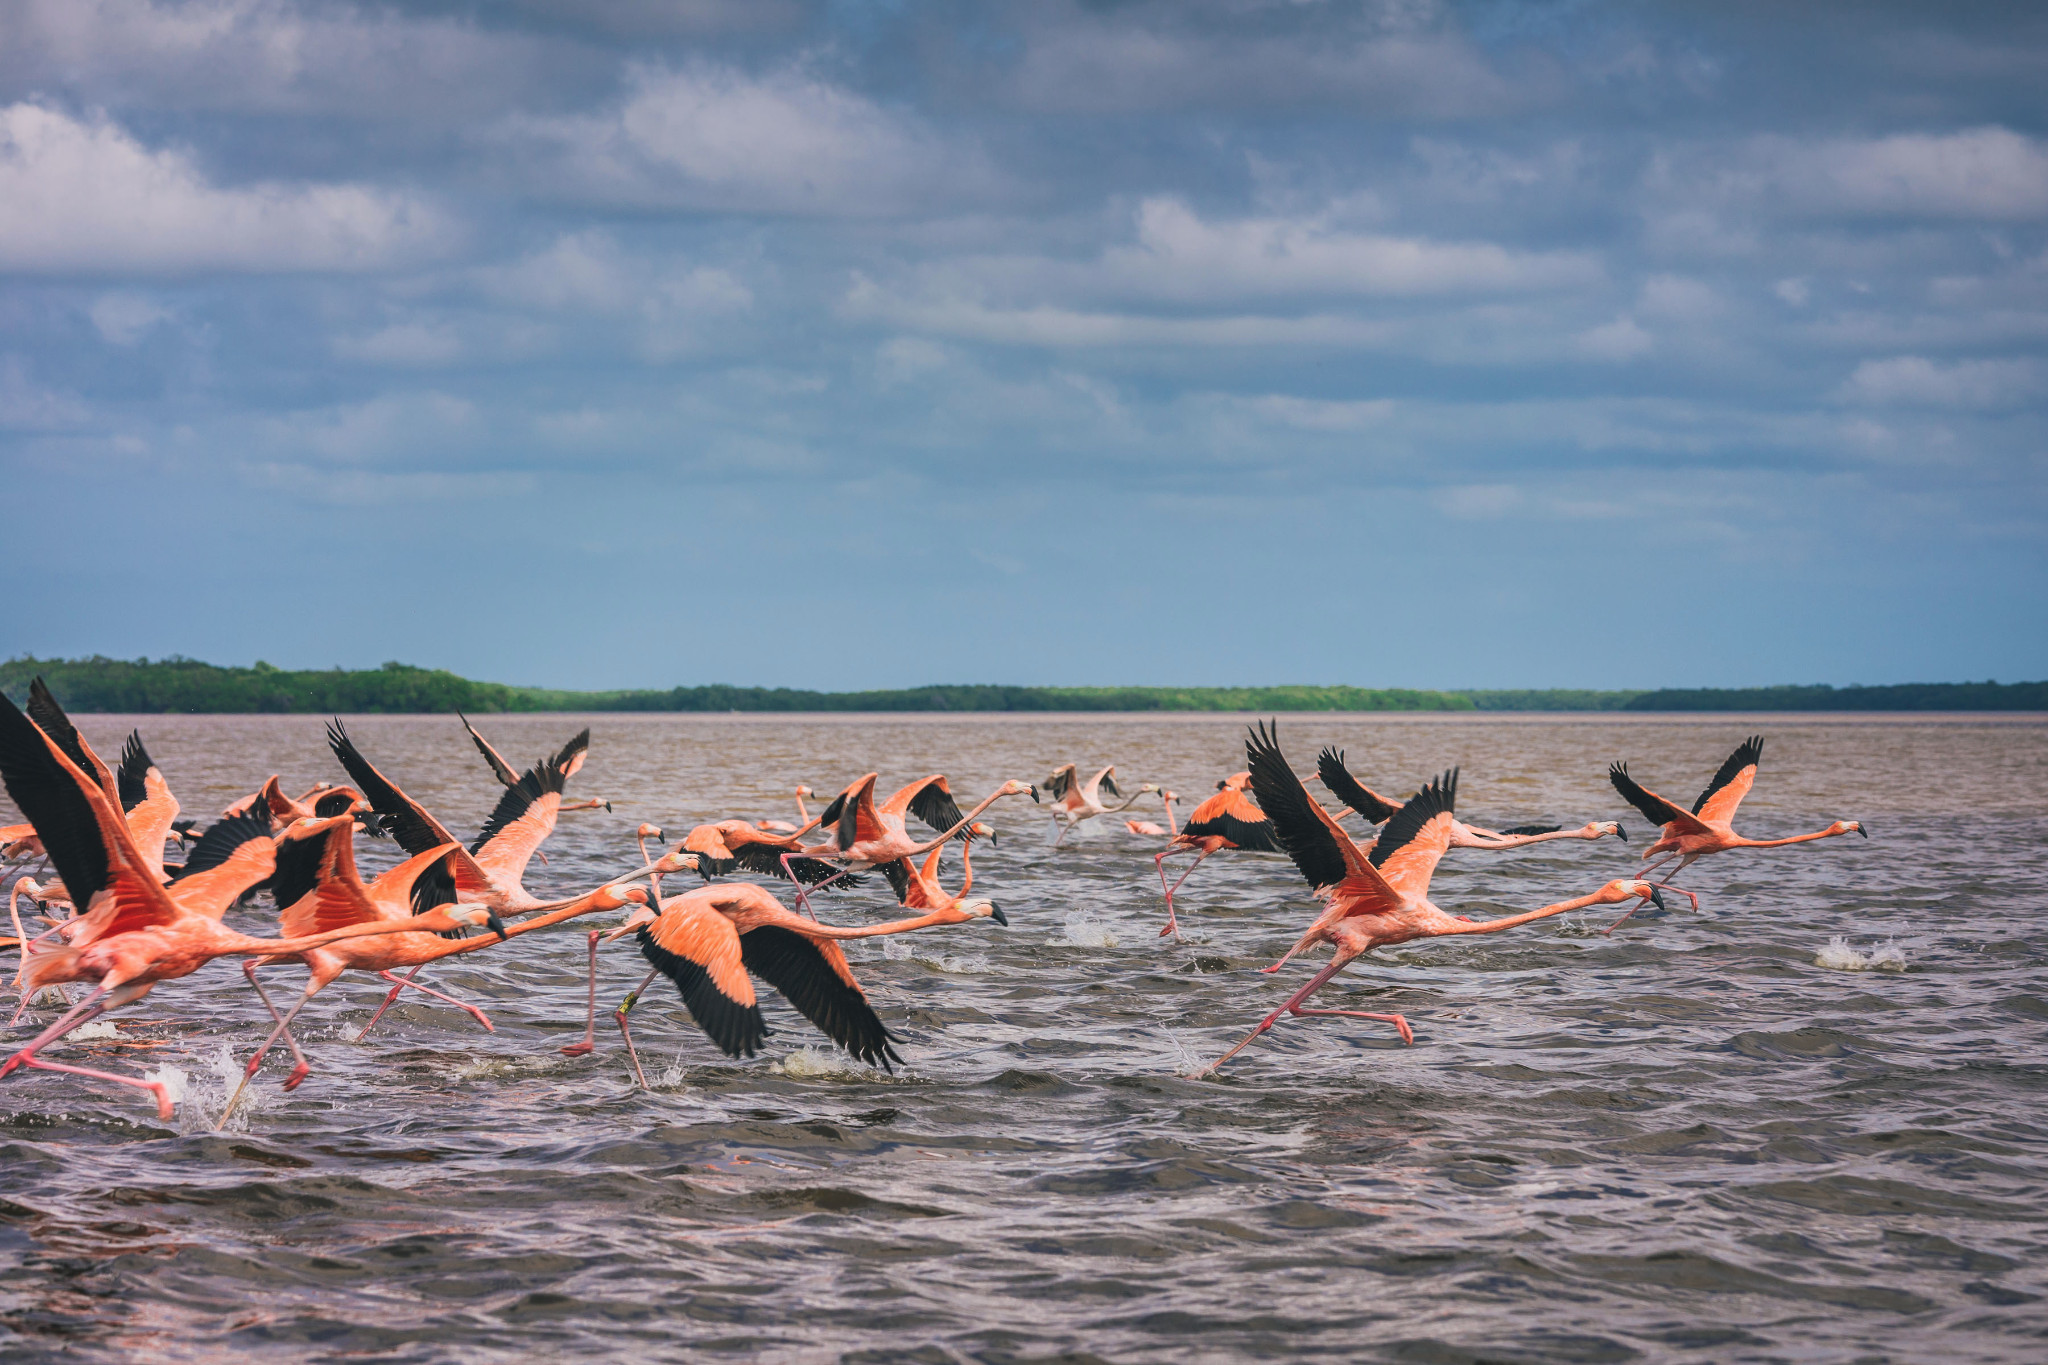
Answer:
top-left (2, 713), bottom-right (2045, 1364)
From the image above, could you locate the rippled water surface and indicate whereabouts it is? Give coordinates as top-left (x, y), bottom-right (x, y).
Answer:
top-left (3, 712), bottom-right (2046, 1363)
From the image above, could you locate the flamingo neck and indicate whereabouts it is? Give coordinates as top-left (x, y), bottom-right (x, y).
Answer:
top-left (1443, 889), bottom-right (1611, 935)
top-left (803, 907), bottom-right (962, 939)
top-left (1730, 828), bottom-right (1842, 848)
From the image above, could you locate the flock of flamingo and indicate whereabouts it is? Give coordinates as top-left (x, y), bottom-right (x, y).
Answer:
top-left (0, 677), bottom-right (1869, 1122)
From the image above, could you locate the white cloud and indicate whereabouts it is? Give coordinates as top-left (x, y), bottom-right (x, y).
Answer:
top-left (1784, 127), bottom-right (2048, 221)
top-left (89, 291), bottom-right (170, 343)
top-left (334, 322), bottom-right (465, 367)
top-left (0, 354), bottom-right (90, 429)
top-left (1836, 356), bottom-right (2044, 410)
top-left (0, 103), bottom-right (455, 273)
top-left (509, 63), bottom-right (982, 215)
top-left (1577, 315), bottom-right (1652, 361)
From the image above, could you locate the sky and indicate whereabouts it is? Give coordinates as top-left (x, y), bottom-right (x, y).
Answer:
top-left (1, 0), bottom-right (2044, 692)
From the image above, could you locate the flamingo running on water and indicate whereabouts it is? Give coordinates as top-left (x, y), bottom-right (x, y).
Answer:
top-left (1155, 772), bottom-right (1282, 938)
top-left (1606, 735), bottom-right (1866, 928)
top-left (0, 683), bottom-right (489, 1119)
top-left (1316, 749), bottom-right (1626, 850)
top-left (1199, 722), bottom-right (1665, 1075)
top-left (1042, 764), bottom-right (1160, 847)
top-left (780, 774), bottom-right (1035, 912)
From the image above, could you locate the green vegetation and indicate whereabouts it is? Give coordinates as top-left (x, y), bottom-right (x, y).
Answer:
top-left (3, 657), bottom-right (2040, 714)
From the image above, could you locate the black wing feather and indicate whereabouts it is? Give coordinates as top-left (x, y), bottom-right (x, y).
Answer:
top-left (1098, 772), bottom-right (1121, 799)
top-left (26, 679), bottom-right (96, 788)
top-left (266, 817), bottom-right (332, 908)
top-left (638, 926), bottom-right (771, 1060)
top-left (1369, 769), bottom-right (1456, 870)
top-left (166, 807), bottom-right (276, 886)
top-left (1244, 720), bottom-right (1349, 891)
top-left (117, 731), bottom-right (154, 812)
top-left (729, 842), bottom-right (862, 888)
top-left (905, 779), bottom-right (968, 842)
top-left (1693, 735), bottom-right (1765, 815)
top-left (1315, 748), bottom-right (1403, 825)
top-left (327, 721), bottom-right (453, 857)
top-left (1178, 807), bottom-right (1281, 853)
top-left (0, 688), bottom-right (109, 904)
top-left (880, 857), bottom-right (912, 903)
top-left (469, 745), bottom-right (572, 854)
top-left (740, 925), bottom-right (903, 1070)
top-left (1043, 768), bottom-right (1074, 802)
top-left (1497, 823), bottom-right (1561, 836)
top-left (458, 713), bottom-right (520, 786)
top-left (1609, 762), bottom-right (1689, 827)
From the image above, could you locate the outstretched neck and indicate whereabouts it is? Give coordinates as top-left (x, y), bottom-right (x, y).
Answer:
top-left (799, 907), bottom-right (961, 939)
top-left (1444, 890), bottom-right (1609, 936)
top-left (1731, 828), bottom-right (1842, 848)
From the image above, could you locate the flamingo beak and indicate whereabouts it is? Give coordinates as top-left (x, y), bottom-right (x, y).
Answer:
top-left (603, 800), bottom-right (613, 814)
top-left (486, 911), bottom-right (509, 942)
top-left (1646, 886), bottom-right (1668, 915)
top-left (989, 905), bottom-right (1009, 926)
top-left (1856, 822), bottom-right (1868, 839)
top-left (1028, 786), bottom-right (1040, 803)
top-left (1614, 823), bottom-right (1628, 843)
top-left (987, 829), bottom-right (998, 847)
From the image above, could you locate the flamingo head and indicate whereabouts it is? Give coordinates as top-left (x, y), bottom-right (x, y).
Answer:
top-left (590, 884), bottom-right (650, 912)
top-left (953, 897), bottom-right (1008, 927)
top-left (795, 784), bottom-right (814, 798)
top-left (995, 780), bottom-right (1037, 803)
top-left (1219, 771), bottom-right (1251, 791)
top-left (1597, 820), bottom-right (1627, 843)
top-left (1838, 820), bottom-right (1868, 839)
top-left (1159, 790), bottom-right (1177, 804)
top-left (1135, 783), bottom-right (1160, 795)
top-left (649, 851), bottom-right (701, 875)
top-left (636, 823), bottom-right (664, 841)
top-left (444, 903), bottom-right (510, 942)
top-left (1602, 879), bottom-right (1667, 914)
top-left (966, 820), bottom-right (997, 846)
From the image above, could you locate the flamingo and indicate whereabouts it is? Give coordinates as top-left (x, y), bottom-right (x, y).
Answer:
top-left (757, 785), bottom-right (815, 834)
top-left (0, 685), bottom-right (492, 1118)
top-left (1607, 735), bottom-right (1866, 927)
top-left (1199, 722), bottom-right (1665, 1075)
top-left (681, 818), bottom-right (856, 890)
top-left (8, 719), bottom-right (184, 902)
top-left (1155, 772), bottom-right (1282, 938)
top-left (1317, 749), bottom-right (1626, 850)
top-left (1042, 764), bottom-right (1159, 846)
top-left (589, 879), bottom-right (1007, 1085)
top-left (459, 714), bottom-right (608, 816)
top-left (878, 822), bottom-right (999, 909)
top-left (328, 721), bottom-right (590, 917)
top-left (780, 774), bottom-right (1035, 912)
top-left (1126, 790), bottom-right (1179, 838)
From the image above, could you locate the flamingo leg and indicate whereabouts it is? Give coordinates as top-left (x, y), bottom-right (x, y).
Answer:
top-left (1, 985), bottom-right (111, 1079)
top-left (237, 960), bottom-right (314, 1088)
top-left (779, 854), bottom-right (842, 919)
top-left (372, 970), bottom-right (493, 1032)
top-left (614, 968), bottom-right (659, 1089)
top-left (1051, 818), bottom-right (1073, 849)
top-left (560, 929), bottom-right (604, 1057)
top-left (1157, 847), bottom-right (1213, 938)
top-left (1200, 954), bottom-right (1407, 1075)
top-left (16, 1057), bottom-right (176, 1121)
top-left (0, 986), bottom-right (176, 1120)
top-left (1608, 857), bottom-right (1699, 932)
top-left (352, 964), bottom-right (425, 1042)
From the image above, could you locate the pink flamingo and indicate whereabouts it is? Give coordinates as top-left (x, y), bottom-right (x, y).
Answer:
top-left (1200, 722), bottom-right (1665, 1075)
top-left (756, 785), bottom-right (816, 834)
top-left (1317, 749), bottom-right (1625, 850)
top-left (780, 774), bottom-right (1034, 912)
top-left (1126, 790), bottom-right (1178, 838)
top-left (1155, 773), bottom-right (1282, 938)
top-left (1607, 735), bottom-right (1866, 927)
top-left (1042, 764), bottom-right (1160, 846)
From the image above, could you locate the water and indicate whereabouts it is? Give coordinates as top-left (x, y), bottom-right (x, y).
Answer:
top-left (3, 712), bottom-right (2046, 1362)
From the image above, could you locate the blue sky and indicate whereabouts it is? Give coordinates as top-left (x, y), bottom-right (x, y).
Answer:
top-left (1, 1), bottom-right (2043, 691)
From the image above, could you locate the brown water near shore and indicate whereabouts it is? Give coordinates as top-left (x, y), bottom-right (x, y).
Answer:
top-left (2, 712), bottom-right (2045, 1362)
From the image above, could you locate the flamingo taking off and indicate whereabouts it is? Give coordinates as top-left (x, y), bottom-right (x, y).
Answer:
top-left (1317, 749), bottom-right (1626, 850)
top-left (460, 714), bottom-right (609, 815)
top-left (1125, 791), bottom-right (1178, 839)
top-left (1042, 764), bottom-right (1160, 847)
top-left (590, 879), bottom-right (1007, 1085)
top-left (782, 774), bottom-right (1034, 912)
top-left (1607, 735), bottom-right (1866, 927)
top-left (0, 683), bottom-right (490, 1118)
top-left (1199, 722), bottom-right (1665, 1075)
top-left (1155, 772), bottom-right (1282, 938)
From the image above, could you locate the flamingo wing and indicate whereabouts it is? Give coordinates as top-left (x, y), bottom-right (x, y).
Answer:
top-left (274, 816), bottom-right (386, 937)
top-left (1609, 763), bottom-right (1711, 836)
top-left (1089, 766), bottom-right (1121, 800)
top-left (739, 925), bottom-right (903, 1070)
top-left (897, 776), bottom-right (970, 841)
top-left (879, 857), bottom-right (913, 903)
top-left (27, 678), bottom-right (114, 803)
top-left (163, 809), bottom-right (277, 921)
top-left (1245, 721), bottom-right (1405, 915)
top-left (1693, 735), bottom-right (1764, 825)
top-left (365, 843), bottom-right (463, 917)
top-left (638, 895), bottom-right (767, 1059)
top-left (1179, 785), bottom-right (1280, 853)
top-left (1315, 748), bottom-right (1404, 825)
top-left (328, 721), bottom-right (494, 899)
top-left (1370, 770), bottom-right (1458, 899)
top-left (817, 774), bottom-right (885, 852)
top-left (468, 742), bottom-right (577, 880)
top-left (458, 713), bottom-right (521, 786)
top-left (0, 687), bottom-right (180, 939)
top-left (1043, 765), bottom-right (1076, 803)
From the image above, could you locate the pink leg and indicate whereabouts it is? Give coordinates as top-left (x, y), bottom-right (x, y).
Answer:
top-left (16, 1056), bottom-right (175, 1121)
top-left (1, 985), bottom-right (110, 1079)
top-left (1158, 848), bottom-right (1212, 938)
top-left (560, 930), bottom-right (603, 1057)
top-left (353, 964), bottom-right (425, 1042)
top-left (1291, 1008), bottom-right (1414, 1044)
top-left (0, 986), bottom-right (175, 1120)
top-left (779, 853), bottom-right (843, 918)
top-left (1608, 858), bottom-right (1698, 933)
top-left (373, 969), bottom-right (493, 1032)
top-left (239, 961), bottom-right (315, 1089)
top-left (1201, 954), bottom-right (1407, 1075)
top-left (614, 968), bottom-right (659, 1089)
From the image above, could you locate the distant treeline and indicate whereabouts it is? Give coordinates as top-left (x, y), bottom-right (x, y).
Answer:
top-left (2, 656), bottom-right (2041, 714)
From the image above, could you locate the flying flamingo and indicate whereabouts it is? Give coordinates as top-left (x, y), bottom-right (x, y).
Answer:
top-left (1126, 791), bottom-right (1178, 838)
top-left (582, 879), bottom-right (1007, 1086)
top-left (1155, 772), bottom-right (1282, 938)
top-left (757, 785), bottom-right (816, 834)
top-left (0, 685), bottom-right (492, 1118)
top-left (1317, 750), bottom-right (1626, 850)
top-left (8, 720), bottom-right (184, 900)
top-left (781, 774), bottom-right (1035, 912)
top-left (681, 818), bottom-right (856, 890)
top-left (329, 721), bottom-right (591, 917)
top-left (459, 714), bottom-right (608, 816)
top-left (878, 822), bottom-right (999, 908)
top-left (1607, 735), bottom-right (1866, 928)
top-left (1041, 765), bottom-right (1160, 846)
top-left (1199, 722), bottom-right (1665, 1075)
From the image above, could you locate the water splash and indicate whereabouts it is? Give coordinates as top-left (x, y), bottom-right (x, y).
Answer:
top-left (1059, 910), bottom-right (1116, 949)
top-left (67, 1020), bottom-right (120, 1041)
top-left (1815, 935), bottom-right (1910, 972)
top-left (771, 1047), bottom-right (884, 1080)
top-left (879, 936), bottom-right (991, 973)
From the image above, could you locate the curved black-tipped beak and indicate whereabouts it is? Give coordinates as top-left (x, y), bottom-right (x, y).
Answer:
top-left (1857, 822), bottom-right (1868, 839)
top-left (1615, 822), bottom-right (1629, 844)
top-left (487, 912), bottom-right (509, 942)
top-left (987, 829), bottom-right (999, 847)
top-left (603, 800), bottom-right (614, 814)
top-left (1028, 786), bottom-right (1040, 804)
top-left (989, 905), bottom-right (1008, 926)
top-left (1646, 886), bottom-right (1668, 915)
